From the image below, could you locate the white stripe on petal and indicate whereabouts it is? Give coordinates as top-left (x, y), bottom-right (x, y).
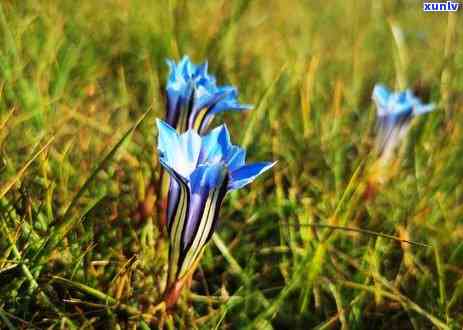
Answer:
top-left (178, 188), bottom-right (220, 278)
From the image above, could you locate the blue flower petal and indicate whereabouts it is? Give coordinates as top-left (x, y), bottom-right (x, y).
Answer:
top-left (413, 103), bottom-right (435, 116)
top-left (195, 61), bottom-right (208, 77)
top-left (224, 146), bottom-right (246, 172)
top-left (157, 120), bottom-right (201, 178)
top-left (157, 119), bottom-right (180, 167)
top-left (165, 57), bottom-right (196, 127)
top-left (183, 163), bottom-right (227, 253)
top-left (209, 87), bottom-right (253, 115)
top-left (228, 161), bottom-right (276, 191)
top-left (373, 84), bottom-right (434, 119)
top-left (193, 88), bottom-right (227, 113)
top-left (372, 84), bottom-right (390, 114)
top-left (198, 125), bottom-right (232, 164)
top-left (189, 164), bottom-right (228, 194)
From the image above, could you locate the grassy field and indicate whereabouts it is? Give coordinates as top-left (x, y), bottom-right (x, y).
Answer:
top-left (1, 1), bottom-right (462, 329)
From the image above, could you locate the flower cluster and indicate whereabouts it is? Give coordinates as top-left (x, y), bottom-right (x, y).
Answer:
top-left (158, 56), bottom-right (274, 306)
top-left (372, 84), bottom-right (434, 163)
top-left (165, 56), bottom-right (251, 133)
top-left (156, 57), bottom-right (436, 308)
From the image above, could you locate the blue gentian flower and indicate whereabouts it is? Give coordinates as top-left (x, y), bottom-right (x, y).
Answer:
top-left (372, 84), bottom-right (434, 162)
top-left (165, 56), bottom-right (252, 134)
top-left (157, 119), bottom-right (274, 286)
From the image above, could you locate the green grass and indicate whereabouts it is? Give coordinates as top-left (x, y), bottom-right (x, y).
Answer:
top-left (1, 0), bottom-right (462, 328)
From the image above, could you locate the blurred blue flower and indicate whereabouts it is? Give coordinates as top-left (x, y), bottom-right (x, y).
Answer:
top-left (372, 84), bottom-right (434, 162)
top-left (157, 119), bottom-right (274, 284)
top-left (165, 56), bottom-right (252, 134)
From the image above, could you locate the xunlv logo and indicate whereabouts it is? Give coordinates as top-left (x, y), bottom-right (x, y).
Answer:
top-left (423, 1), bottom-right (460, 11)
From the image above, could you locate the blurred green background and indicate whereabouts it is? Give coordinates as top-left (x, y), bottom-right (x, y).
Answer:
top-left (0, 0), bottom-right (462, 329)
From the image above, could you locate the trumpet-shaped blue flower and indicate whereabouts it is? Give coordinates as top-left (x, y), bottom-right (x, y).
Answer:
top-left (157, 119), bottom-right (274, 284)
top-left (372, 84), bottom-right (434, 162)
top-left (165, 56), bottom-right (252, 134)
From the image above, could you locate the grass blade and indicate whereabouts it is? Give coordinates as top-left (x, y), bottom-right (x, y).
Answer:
top-left (0, 136), bottom-right (54, 199)
top-left (57, 109), bottom-right (151, 227)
